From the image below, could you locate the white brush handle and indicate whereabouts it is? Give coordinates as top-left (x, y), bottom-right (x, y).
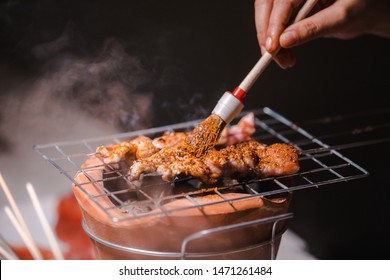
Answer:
top-left (212, 92), bottom-right (245, 124)
top-left (239, 0), bottom-right (319, 92)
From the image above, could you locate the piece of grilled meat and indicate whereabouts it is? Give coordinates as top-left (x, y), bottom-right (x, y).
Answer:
top-left (96, 113), bottom-right (299, 185)
top-left (128, 140), bottom-right (299, 185)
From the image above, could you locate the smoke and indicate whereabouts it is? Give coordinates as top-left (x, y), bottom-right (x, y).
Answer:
top-left (0, 25), bottom-right (157, 212)
top-left (1, 26), bottom-right (156, 146)
top-left (33, 32), bottom-right (154, 131)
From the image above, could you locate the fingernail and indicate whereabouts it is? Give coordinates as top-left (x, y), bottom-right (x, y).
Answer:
top-left (280, 31), bottom-right (296, 47)
top-left (265, 37), bottom-right (273, 51)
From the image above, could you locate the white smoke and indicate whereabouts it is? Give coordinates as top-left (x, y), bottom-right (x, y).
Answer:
top-left (0, 29), bottom-right (154, 207)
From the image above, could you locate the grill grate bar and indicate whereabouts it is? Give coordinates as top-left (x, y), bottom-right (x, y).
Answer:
top-left (273, 179), bottom-right (290, 190)
top-left (243, 183), bottom-right (259, 195)
top-left (185, 195), bottom-right (204, 211)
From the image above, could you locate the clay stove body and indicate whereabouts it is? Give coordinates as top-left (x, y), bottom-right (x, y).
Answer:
top-left (73, 155), bottom-right (292, 259)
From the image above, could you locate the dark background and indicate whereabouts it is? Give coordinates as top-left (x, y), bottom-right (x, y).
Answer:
top-left (1, 0), bottom-right (389, 259)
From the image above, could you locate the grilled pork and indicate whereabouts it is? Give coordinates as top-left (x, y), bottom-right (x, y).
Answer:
top-left (97, 113), bottom-right (256, 164)
top-left (128, 140), bottom-right (299, 184)
top-left (95, 113), bottom-right (299, 185)
top-left (96, 136), bottom-right (158, 164)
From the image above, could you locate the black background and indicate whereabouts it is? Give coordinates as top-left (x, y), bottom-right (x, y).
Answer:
top-left (1, 0), bottom-right (389, 259)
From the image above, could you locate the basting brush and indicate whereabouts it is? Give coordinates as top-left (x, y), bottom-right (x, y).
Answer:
top-left (188, 0), bottom-right (319, 157)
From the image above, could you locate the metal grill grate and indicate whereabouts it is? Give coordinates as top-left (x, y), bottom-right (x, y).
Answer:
top-left (34, 107), bottom-right (369, 223)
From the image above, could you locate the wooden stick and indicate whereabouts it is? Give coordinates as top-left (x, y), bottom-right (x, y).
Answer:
top-left (239, 0), bottom-right (319, 92)
top-left (0, 172), bottom-right (43, 259)
top-left (0, 234), bottom-right (19, 260)
top-left (26, 182), bottom-right (64, 260)
top-left (0, 245), bottom-right (17, 260)
top-left (4, 206), bottom-right (43, 260)
top-left (0, 173), bottom-right (31, 234)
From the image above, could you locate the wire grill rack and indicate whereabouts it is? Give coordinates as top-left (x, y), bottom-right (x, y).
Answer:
top-left (34, 107), bottom-right (369, 223)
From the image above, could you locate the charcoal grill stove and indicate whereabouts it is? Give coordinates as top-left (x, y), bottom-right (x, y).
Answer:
top-left (34, 107), bottom-right (369, 259)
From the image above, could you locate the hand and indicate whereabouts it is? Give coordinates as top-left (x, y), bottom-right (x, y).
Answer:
top-left (255, 0), bottom-right (390, 68)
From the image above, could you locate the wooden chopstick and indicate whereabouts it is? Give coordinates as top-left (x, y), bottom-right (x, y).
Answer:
top-left (26, 182), bottom-right (64, 260)
top-left (0, 172), bottom-right (43, 260)
top-left (0, 234), bottom-right (19, 260)
top-left (4, 206), bottom-right (43, 260)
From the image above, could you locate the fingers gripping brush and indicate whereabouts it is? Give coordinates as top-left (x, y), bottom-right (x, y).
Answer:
top-left (188, 0), bottom-right (319, 157)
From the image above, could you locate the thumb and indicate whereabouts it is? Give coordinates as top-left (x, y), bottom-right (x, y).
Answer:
top-left (280, 4), bottom-right (344, 48)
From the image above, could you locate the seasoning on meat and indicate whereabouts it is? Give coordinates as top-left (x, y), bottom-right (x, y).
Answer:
top-left (97, 113), bottom-right (256, 164)
top-left (128, 140), bottom-right (299, 185)
top-left (95, 113), bottom-right (299, 185)
top-left (96, 136), bottom-right (158, 164)
top-left (184, 114), bottom-right (224, 158)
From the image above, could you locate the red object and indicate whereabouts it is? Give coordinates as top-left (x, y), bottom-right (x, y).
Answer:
top-left (11, 246), bottom-right (53, 260)
top-left (231, 86), bottom-right (246, 101)
top-left (55, 192), bottom-right (95, 259)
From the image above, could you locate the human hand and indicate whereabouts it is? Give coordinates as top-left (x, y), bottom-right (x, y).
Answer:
top-left (255, 0), bottom-right (390, 68)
